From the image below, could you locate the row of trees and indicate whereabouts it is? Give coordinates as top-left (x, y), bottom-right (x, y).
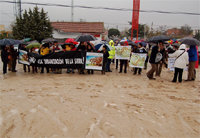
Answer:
top-left (108, 23), bottom-right (198, 40)
top-left (12, 6), bottom-right (52, 42)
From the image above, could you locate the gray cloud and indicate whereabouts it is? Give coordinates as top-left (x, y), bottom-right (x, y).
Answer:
top-left (0, 0), bottom-right (199, 30)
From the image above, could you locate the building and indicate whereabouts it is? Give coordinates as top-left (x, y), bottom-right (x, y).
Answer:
top-left (0, 25), bottom-right (5, 31)
top-left (51, 22), bottom-right (105, 43)
top-left (166, 28), bottom-right (182, 36)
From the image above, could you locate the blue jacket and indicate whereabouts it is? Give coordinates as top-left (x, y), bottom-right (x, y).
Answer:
top-left (188, 45), bottom-right (198, 62)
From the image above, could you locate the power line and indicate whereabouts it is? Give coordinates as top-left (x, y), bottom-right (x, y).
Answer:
top-left (0, 0), bottom-right (200, 16)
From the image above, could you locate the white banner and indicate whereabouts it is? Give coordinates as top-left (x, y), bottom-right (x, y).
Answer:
top-left (18, 50), bottom-right (30, 65)
top-left (129, 53), bottom-right (147, 68)
top-left (85, 52), bottom-right (103, 70)
top-left (115, 46), bottom-right (132, 60)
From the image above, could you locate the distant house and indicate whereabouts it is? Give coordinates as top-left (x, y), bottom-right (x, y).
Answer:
top-left (166, 28), bottom-right (182, 36)
top-left (51, 22), bottom-right (105, 43)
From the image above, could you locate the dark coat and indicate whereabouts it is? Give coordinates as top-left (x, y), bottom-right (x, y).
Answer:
top-left (101, 50), bottom-right (109, 63)
top-left (1, 48), bottom-right (9, 63)
top-left (188, 45), bottom-right (198, 62)
top-left (135, 47), bottom-right (147, 53)
top-left (76, 44), bottom-right (86, 52)
top-left (149, 46), bottom-right (159, 64)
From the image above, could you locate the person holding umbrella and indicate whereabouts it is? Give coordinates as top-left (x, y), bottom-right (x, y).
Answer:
top-left (86, 42), bottom-right (96, 74)
top-left (1, 46), bottom-right (9, 75)
top-left (76, 42), bottom-right (87, 74)
top-left (156, 42), bottom-right (166, 77)
top-left (180, 37), bottom-right (200, 81)
top-left (147, 41), bottom-right (164, 80)
top-left (169, 44), bottom-right (189, 83)
top-left (101, 45), bottom-right (109, 75)
top-left (186, 45), bottom-right (198, 81)
top-left (9, 45), bottom-right (18, 72)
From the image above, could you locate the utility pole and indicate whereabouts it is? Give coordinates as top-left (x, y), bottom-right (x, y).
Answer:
top-left (71, 0), bottom-right (74, 22)
top-left (18, 0), bottom-right (22, 17)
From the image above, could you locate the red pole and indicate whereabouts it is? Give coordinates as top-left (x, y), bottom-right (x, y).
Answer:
top-left (137, 0), bottom-right (140, 40)
top-left (131, 0), bottom-right (135, 41)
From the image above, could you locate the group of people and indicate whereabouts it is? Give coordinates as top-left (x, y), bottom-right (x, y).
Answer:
top-left (1, 39), bottom-right (199, 83)
top-left (1, 45), bottom-right (18, 74)
top-left (146, 41), bottom-right (198, 82)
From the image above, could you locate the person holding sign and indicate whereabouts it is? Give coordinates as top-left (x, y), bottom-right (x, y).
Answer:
top-left (133, 43), bottom-right (147, 75)
top-left (169, 44), bottom-right (188, 83)
top-left (119, 41), bottom-right (129, 73)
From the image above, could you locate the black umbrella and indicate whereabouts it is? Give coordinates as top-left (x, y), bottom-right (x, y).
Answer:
top-left (0, 39), bottom-right (22, 46)
top-left (75, 34), bottom-right (97, 42)
top-left (180, 37), bottom-right (200, 46)
top-left (171, 43), bottom-right (180, 47)
top-left (42, 38), bottom-right (55, 43)
top-left (148, 35), bottom-right (170, 43)
top-left (128, 41), bottom-right (137, 47)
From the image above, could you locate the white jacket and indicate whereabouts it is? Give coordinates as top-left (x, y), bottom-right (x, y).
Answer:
top-left (169, 44), bottom-right (189, 69)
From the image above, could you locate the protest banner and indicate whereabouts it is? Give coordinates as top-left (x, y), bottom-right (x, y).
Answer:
top-left (168, 58), bottom-right (188, 71)
top-left (115, 46), bottom-right (132, 60)
top-left (18, 50), bottom-right (30, 65)
top-left (85, 52), bottom-right (103, 70)
top-left (129, 53), bottom-right (147, 68)
top-left (26, 51), bottom-right (86, 69)
top-left (168, 58), bottom-right (176, 71)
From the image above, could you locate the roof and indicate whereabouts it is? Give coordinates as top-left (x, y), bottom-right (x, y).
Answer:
top-left (51, 22), bottom-right (104, 34)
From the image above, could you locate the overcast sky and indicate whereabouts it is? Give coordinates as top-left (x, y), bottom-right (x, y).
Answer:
top-left (0, 0), bottom-right (200, 30)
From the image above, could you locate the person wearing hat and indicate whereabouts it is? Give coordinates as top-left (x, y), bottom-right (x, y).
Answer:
top-left (169, 44), bottom-right (189, 83)
top-left (40, 43), bottom-right (50, 73)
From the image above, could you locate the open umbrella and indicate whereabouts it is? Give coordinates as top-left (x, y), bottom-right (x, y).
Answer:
top-left (172, 43), bottom-right (180, 47)
top-left (180, 37), bottom-right (200, 46)
top-left (42, 38), bottom-right (55, 43)
top-left (26, 42), bottom-right (41, 49)
top-left (0, 39), bottom-right (22, 46)
top-left (95, 43), bottom-right (112, 51)
top-left (148, 35), bottom-right (170, 43)
top-left (65, 38), bottom-right (78, 45)
top-left (26, 40), bottom-right (39, 45)
top-left (75, 34), bottom-right (97, 42)
top-left (22, 38), bottom-right (31, 42)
